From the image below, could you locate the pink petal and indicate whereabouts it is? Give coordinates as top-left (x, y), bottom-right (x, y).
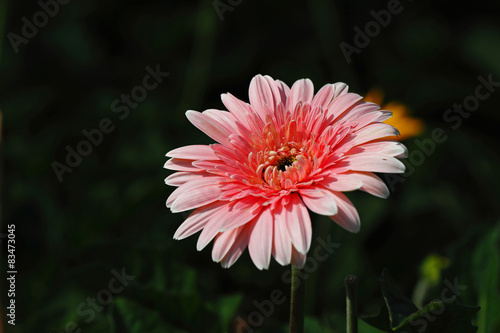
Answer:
top-left (272, 205), bottom-right (292, 266)
top-left (288, 78), bottom-right (314, 109)
top-left (166, 186), bottom-right (183, 208)
top-left (219, 198), bottom-right (263, 231)
top-left (291, 246), bottom-right (307, 268)
top-left (203, 109), bottom-right (239, 133)
top-left (322, 173), bottom-right (363, 192)
top-left (336, 101), bottom-right (380, 124)
top-left (284, 193), bottom-right (312, 255)
top-left (299, 187), bottom-right (338, 216)
top-left (165, 171), bottom-right (204, 186)
top-left (328, 192), bottom-right (360, 233)
top-left (344, 153), bottom-right (406, 174)
top-left (249, 75), bottom-right (277, 118)
top-left (212, 227), bottom-right (242, 262)
top-left (166, 145), bottom-right (217, 160)
top-left (173, 201), bottom-right (227, 240)
top-left (164, 158), bottom-right (200, 172)
top-left (350, 123), bottom-right (399, 146)
top-left (248, 209), bottom-right (273, 270)
top-left (196, 203), bottom-right (233, 251)
top-left (332, 82), bottom-right (349, 98)
top-left (221, 227), bottom-right (250, 268)
top-left (185, 110), bottom-right (231, 145)
top-left (325, 93), bottom-right (363, 120)
top-left (221, 93), bottom-right (251, 125)
top-left (170, 179), bottom-right (223, 213)
top-left (312, 84), bottom-right (335, 109)
top-left (275, 79), bottom-right (291, 104)
top-left (354, 172), bottom-right (390, 199)
top-left (350, 141), bottom-right (408, 158)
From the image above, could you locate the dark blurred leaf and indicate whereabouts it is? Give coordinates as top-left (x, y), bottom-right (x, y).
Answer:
top-left (205, 293), bottom-right (243, 329)
top-left (379, 268), bottom-right (419, 329)
top-left (114, 297), bottom-right (188, 333)
top-left (472, 223), bottom-right (500, 332)
top-left (363, 269), bottom-right (480, 333)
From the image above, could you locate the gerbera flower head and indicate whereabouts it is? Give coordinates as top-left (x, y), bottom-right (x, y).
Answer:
top-left (165, 75), bottom-right (407, 270)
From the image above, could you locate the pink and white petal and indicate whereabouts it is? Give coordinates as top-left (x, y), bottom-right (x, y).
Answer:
top-left (332, 82), bottom-right (349, 99)
top-left (170, 182), bottom-right (222, 213)
top-left (328, 192), bottom-right (360, 233)
top-left (263, 75), bottom-right (282, 106)
top-left (249, 75), bottom-right (276, 118)
top-left (325, 93), bottom-right (363, 120)
top-left (291, 246), bottom-right (307, 268)
top-left (221, 227), bottom-right (251, 268)
top-left (354, 172), bottom-right (390, 199)
top-left (166, 185), bottom-right (183, 208)
top-left (322, 173), bottom-right (363, 192)
top-left (299, 187), bottom-right (338, 216)
top-left (347, 141), bottom-right (407, 158)
top-left (212, 227), bottom-right (242, 262)
top-left (173, 201), bottom-right (227, 240)
top-left (203, 109), bottom-right (240, 133)
top-left (356, 141), bottom-right (408, 158)
top-left (272, 205), bottom-right (292, 266)
top-left (196, 203), bottom-right (233, 251)
top-left (275, 79), bottom-right (291, 105)
top-left (288, 79), bottom-right (314, 109)
top-left (284, 193), bottom-right (312, 255)
top-left (185, 110), bottom-right (231, 145)
top-left (167, 176), bottom-right (218, 207)
top-left (166, 145), bottom-right (217, 160)
top-left (165, 172), bottom-right (204, 186)
top-left (248, 209), bottom-right (273, 270)
top-left (344, 153), bottom-right (406, 174)
top-left (312, 84), bottom-right (335, 109)
top-left (350, 123), bottom-right (399, 146)
top-left (336, 102), bottom-right (380, 124)
top-left (221, 93), bottom-right (251, 125)
top-left (219, 198), bottom-right (264, 231)
top-left (164, 158), bottom-right (200, 172)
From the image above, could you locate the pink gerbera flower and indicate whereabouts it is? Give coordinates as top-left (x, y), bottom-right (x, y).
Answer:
top-left (165, 75), bottom-right (407, 270)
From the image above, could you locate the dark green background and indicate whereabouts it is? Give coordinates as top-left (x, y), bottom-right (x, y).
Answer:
top-left (1, 0), bottom-right (499, 332)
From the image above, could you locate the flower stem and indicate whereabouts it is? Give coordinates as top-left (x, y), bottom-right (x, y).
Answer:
top-left (289, 265), bottom-right (305, 333)
top-left (345, 275), bottom-right (358, 333)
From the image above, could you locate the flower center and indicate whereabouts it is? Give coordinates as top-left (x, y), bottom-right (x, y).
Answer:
top-left (276, 155), bottom-right (297, 171)
top-left (253, 143), bottom-right (315, 191)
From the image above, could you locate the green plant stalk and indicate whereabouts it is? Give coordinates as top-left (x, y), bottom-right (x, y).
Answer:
top-left (345, 275), bottom-right (358, 333)
top-left (290, 265), bottom-right (305, 333)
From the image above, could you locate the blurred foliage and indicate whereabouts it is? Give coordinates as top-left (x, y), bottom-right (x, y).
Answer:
top-left (1, 0), bottom-right (500, 332)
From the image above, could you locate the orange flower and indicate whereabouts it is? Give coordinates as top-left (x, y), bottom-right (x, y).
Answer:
top-left (364, 88), bottom-right (424, 140)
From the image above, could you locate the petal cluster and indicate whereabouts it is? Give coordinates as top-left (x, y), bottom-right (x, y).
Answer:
top-left (165, 75), bottom-right (407, 269)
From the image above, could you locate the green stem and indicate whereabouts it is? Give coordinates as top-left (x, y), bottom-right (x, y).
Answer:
top-left (345, 275), bottom-right (358, 333)
top-left (290, 265), bottom-right (305, 333)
